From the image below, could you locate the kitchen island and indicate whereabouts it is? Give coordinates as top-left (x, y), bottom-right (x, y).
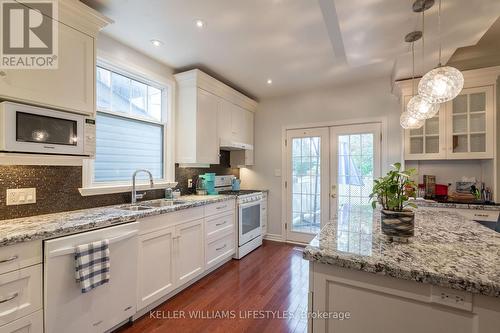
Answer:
top-left (304, 205), bottom-right (500, 333)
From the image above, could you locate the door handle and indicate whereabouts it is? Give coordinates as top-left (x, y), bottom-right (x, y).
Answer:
top-left (331, 184), bottom-right (337, 198)
top-left (0, 292), bottom-right (18, 304)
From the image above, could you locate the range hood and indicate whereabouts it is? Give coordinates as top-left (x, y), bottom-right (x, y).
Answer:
top-left (220, 139), bottom-right (253, 151)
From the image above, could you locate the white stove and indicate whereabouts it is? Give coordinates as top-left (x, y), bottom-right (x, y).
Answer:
top-left (215, 176), bottom-right (263, 259)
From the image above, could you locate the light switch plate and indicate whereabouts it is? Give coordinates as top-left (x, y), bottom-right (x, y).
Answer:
top-left (6, 188), bottom-right (36, 205)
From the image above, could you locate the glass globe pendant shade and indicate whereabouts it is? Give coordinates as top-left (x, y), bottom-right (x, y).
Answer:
top-left (418, 66), bottom-right (464, 103)
top-left (406, 95), bottom-right (439, 120)
top-left (400, 111), bottom-right (424, 129)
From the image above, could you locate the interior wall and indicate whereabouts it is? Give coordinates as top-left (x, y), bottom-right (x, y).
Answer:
top-left (240, 78), bottom-right (402, 237)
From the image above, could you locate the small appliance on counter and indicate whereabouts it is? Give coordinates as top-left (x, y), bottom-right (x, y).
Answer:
top-left (232, 178), bottom-right (241, 191)
top-left (198, 173), bottom-right (217, 195)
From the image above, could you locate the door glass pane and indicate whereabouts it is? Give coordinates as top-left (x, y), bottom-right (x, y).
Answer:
top-left (452, 135), bottom-right (468, 153)
top-left (337, 134), bottom-right (374, 209)
top-left (470, 93), bottom-right (485, 112)
top-left (410, 137), bottom-right (423, 154)
top-left (470, 134), bottom-right (486, 152)
top-left (453, 95), bottom-right (467, 113)
top-left (291, 136), bottom-right (321, 234)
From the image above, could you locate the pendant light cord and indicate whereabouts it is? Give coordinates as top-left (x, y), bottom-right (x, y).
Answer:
top-left (412, 41), bottom-right (415, 96)
top-left (438, 0), bottom-right (442, 66)
top-left (422, 10), bottom-right (425, 74)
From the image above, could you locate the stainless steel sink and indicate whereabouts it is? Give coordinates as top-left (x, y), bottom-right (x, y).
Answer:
top-left (142, 200), bottom-right (188, 208)
top-left (118, 205), bottom-right (153, 211)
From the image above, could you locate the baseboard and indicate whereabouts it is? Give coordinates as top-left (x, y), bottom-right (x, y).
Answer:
top-left (263, 233), bottom-right (284, 242)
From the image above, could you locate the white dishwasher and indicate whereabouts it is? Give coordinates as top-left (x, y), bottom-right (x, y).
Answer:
top-left (44, 222), bottom-right (139, 333)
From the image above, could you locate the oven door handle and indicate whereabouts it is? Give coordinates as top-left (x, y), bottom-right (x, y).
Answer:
top-left (239, 200), bottom-right (262, 209)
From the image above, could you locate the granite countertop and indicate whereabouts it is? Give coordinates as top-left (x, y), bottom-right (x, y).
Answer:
top-left (413, 199), bottom-right (500, 211)
top-left (304, 205), bottom-right (500, 297)
top-left (0, 195), bottom-right (235, 247)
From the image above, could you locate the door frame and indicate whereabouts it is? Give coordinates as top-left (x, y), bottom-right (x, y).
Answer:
top-left (281, 117), bottom-right (388, 244)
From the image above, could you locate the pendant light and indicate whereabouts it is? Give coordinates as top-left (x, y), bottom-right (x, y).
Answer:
top-left (400, 31), bottom-right (425, 129)
top-left (407, 7), bottom-right (439, 120)
top-left (418, 0), bottom-right (463, 103)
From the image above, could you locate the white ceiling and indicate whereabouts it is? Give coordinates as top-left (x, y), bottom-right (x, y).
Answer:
top-left (81, 0), bottom-right (500, 99)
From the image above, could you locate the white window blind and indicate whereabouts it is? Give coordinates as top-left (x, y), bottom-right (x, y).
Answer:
top-left (93, 66), bottom-right (166, 184)
top-left (94, 112), bottom-right (164, 182)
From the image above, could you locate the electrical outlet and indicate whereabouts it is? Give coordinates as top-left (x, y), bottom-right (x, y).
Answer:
top-left (431, 286), bottom-right (472, 311)
top-left (6, 188), bottom-right (36, 205)
top-left (188, 179), bottom-right (193, 188)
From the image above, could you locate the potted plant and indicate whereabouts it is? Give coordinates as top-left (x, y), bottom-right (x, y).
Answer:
top-left (370, 163), bottom-right (417, 241)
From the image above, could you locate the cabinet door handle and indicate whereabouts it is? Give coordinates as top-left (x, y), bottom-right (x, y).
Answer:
top-left (0, 71), bottom-right (6, 77)
top-left (216, 205), bottom-right (227, 210)
top-left (173, 235), bottom-right (181, 240)
top-left (215, 221), bottom-right (227, 226)
top-left (0, 292), bottom-right (18, 304)
top-left (93, 320), bottom-right (103, 327)
top-left (216, 244), bottom-right (227, 251)
top-left (474, 213), bottom-right (489, 217)
top-left (0, 255), bottom-right (18, 264)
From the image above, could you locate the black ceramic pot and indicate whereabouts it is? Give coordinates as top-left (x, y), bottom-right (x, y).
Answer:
top-left (380, 210), bottom-right (415, 239)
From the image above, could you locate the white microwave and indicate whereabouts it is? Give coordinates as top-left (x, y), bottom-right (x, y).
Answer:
top-left (0, 102), bottom-right (95, 156)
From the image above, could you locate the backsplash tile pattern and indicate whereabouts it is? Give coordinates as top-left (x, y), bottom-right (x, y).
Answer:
top-left (0, 151), bottom-right (239, 220)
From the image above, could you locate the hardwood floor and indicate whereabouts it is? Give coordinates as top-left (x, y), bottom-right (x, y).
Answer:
top-left (117, 240), bottom-right (309, 333)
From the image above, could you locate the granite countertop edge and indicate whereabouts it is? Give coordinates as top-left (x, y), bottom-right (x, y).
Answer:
top-left (303, 248), bottom-right (500, 298)
top-left (0, 195), bottom-right (235, 247)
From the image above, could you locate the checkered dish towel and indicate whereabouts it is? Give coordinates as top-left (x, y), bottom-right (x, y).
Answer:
top-left (75, 239), bottom-right (110, 293)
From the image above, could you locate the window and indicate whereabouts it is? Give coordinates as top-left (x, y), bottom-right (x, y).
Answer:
top-left (81, 65), bottom-right (171, 193)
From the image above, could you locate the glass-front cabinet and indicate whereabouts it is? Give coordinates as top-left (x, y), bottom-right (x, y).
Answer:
top-left (446, 86), bottom-right (494, 159)
top-left (404, 95), bottom-right (447, 160)
top-left (403, 85), bottom-right (494, 160)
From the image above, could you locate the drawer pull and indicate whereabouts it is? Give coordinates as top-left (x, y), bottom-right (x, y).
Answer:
top-left (216, 205), bottom-right (227, 210)
top-left (93, 320), bottom-right (103, 327)
top-left (216, 244), bottom-right (227, 251)
top-left (0, 255), bottom-right (18, 264)
top-left (0, 292), bottom-right (18, 304)
top-left (474, 214), bottom-right (489, 217)
top-left (215, 221), bottom-right (227, 226)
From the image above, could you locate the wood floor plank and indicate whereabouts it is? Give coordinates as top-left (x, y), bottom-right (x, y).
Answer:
top-left (116, 240), bottom-right (308, 333)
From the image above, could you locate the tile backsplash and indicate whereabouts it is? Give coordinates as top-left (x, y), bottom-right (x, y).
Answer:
top-left (0, 151), bottom-right (239, 220)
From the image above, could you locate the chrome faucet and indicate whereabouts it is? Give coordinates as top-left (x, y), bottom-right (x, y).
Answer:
top-left (131, 169), bottom-right (154, 204)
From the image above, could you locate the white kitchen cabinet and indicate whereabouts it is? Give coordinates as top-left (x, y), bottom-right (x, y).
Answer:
top-left (403, 95), bottom-right (447, 160)
top-left (176, 86), bottom-right (220, 165)
top-left (175, 69), bottom-right (257, 165)
top-left (175, 219), bottom-right (205, 286)
top-left (137, 226), bottom-right (176, 310)
top-left (0, 310), bottom-right (43, 333)
top-left (0, 2), bottom-right (109, 115)
top-left (395, 67), bottom-right (499, 161)
top-left (445, 86), bottom-right (495, 159)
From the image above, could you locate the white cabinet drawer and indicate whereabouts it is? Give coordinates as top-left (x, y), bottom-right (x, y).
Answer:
top-left (0, 309), bottom-right (42, 333)
top-left (0, 241), bottom-right (41, 276)
top-left (206, 233), bottom-right (234, 269)
top-left (205, 213), bottom-right (234, 241)
top-left (139, 206), bottom-right (204, 235)
top-left (205, 200), bottom-right (235, 217)
top-left (456, 209), bottom-right (499, 222)
top-left (0, 265), bottom-right (42, 327)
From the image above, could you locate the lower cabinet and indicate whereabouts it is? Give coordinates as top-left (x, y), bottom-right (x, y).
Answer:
top-left (0, 310), bottom-right (43, 333)
top-left (137, 227), bottom-right (176, 310)
top-left (175, 219), bottom-right (205, 286)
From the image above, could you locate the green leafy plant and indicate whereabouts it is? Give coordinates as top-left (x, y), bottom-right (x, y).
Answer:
top-left (370, 163), bottom-right (417, 211)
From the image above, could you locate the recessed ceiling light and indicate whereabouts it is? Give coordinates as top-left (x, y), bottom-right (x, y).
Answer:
top-left (267, 79), bottom-right (273, 85)
top-left (150, 39), bottom-right (163, 47)
top-left (195, 19), bottom-right (206, 28)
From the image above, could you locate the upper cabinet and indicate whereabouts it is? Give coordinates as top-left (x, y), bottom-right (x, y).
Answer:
top-left (446, 86), bottom-right (494, 159)
top-left (395, 67), bottom-right (499, 161)
top-left (175, 69), bottom-right (257, 166)
top-left (0, 0), bottom-right (111, 115)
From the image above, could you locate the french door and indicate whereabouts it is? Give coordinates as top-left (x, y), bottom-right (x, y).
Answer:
top-left (330, 124), bottom-right (381, 217)
top-left (285, 123), bottom-right (381, 244)
top-left (285, 128), bottom-right (329, 243)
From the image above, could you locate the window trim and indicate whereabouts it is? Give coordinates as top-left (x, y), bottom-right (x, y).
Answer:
top-left (79, 57), bottom-right (176, 196)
